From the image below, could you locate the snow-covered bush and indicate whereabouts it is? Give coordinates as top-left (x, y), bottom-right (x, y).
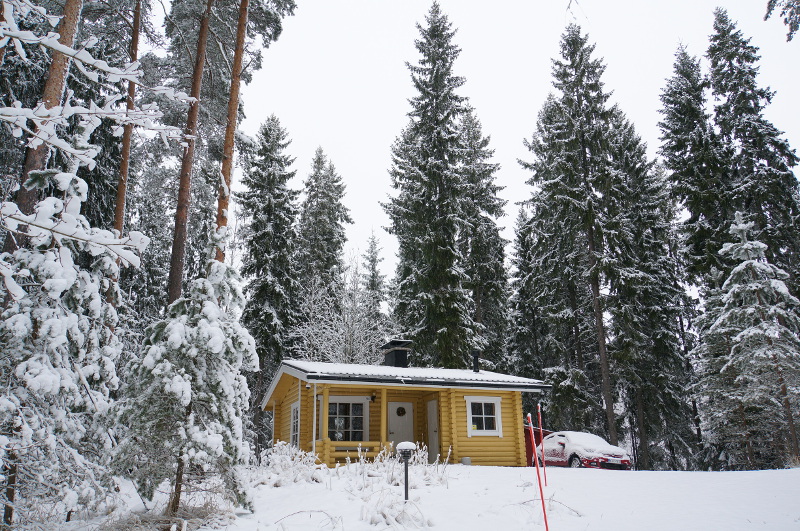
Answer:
top-left (338, 443), bottom-right (448, 528)
top-left (256, 441), bottom-right (326, 487)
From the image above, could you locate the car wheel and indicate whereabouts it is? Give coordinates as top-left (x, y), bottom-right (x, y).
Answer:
top-left (569, 456), bottom-right (581, 468)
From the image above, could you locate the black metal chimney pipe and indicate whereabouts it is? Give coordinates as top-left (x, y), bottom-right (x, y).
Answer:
top-left (472, 349), bottom-right (479, 373)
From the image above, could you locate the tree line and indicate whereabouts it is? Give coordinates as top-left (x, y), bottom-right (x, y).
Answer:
top-left (1, 0), bottom-right (798, 527)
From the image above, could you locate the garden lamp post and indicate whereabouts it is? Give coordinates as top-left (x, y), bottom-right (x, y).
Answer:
top-left (397, 441), bottom-right (415, 501)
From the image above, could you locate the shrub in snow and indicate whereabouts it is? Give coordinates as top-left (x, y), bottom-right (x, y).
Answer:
top-left (255, 441), bottom-right (326, 487)
top-left (113, 245), bottom-right (258, 512)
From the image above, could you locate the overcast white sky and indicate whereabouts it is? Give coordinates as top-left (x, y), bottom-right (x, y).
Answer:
top-left (240, 0), bottom-right (800, 278)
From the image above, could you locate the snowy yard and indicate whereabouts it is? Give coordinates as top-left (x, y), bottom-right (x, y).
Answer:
top-left (93, 455), bottom-right (800, 531)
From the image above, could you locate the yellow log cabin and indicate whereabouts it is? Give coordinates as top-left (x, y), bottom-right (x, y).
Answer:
top-left (261, 341), bottom-right (550, 467)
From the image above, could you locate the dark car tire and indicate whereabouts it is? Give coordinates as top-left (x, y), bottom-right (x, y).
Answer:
top-left (569, 456), bottom-right (582, 468)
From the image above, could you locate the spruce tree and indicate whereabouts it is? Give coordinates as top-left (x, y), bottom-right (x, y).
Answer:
top-left (605, 111), bottom-right (696, 470)
top-left (521, 26), bottom-right (620, 443)
top-left (361, 232), bottom-right (387, 334)
top-left (458, 107), bottom-right (508, 367)
top-left (658, 46), bottom-right (732, 284)
top-left (294, 147), bottom-right (353, 294)
top-left (237, 116), bottom-right (299, 456)
top-left (384, 2), bottom-right (475, 369)
top-left (708, 8), bottom-right (800, 294)
top-left (518, 95), bottom-right (604, 434)
top-left (694, 213), bottom-right (800, 469)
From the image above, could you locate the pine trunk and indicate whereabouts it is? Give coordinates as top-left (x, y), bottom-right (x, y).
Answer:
top-left (215, 0), bottom-right (250, 262)
top-left (113, 0), bottom-right (142, 236)
top-left (2, 0), bottom-right (84, 253)
top-left (167, 0), bottom-right (216, 304)
top-left (167, 454), bottom-right (186, 517)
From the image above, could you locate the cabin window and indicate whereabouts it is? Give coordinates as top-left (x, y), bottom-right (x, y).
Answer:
top-left (290, 402), bottom-right (300, 447)
top-left (318, 396), bottom-right (370, 442)
top-left (464, 396), bottom-right (503, 437)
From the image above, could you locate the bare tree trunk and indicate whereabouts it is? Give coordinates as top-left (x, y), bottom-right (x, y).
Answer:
top-left (635, 387), bottom-right (651, 470)
top-left (587, 223), bottom-right (617, 446)
top-left (3, 453), bottom-right (17, 527)
top-left (215, 0), bottom-right (250, 263)
top-left (166, 454), bottom-right (186, 517)
top-left (774, 359), bottom-right (800, 459)
top-left (0, 10), bottom-right (7, 67)
top-left (678, 314), bottom-right (703, 446)
top-left (166, 0), bottom-right (216, 304)
top-left (2, 0), bottom-right (84, 253)
top-left (113, 0), bottom-right (142, 237)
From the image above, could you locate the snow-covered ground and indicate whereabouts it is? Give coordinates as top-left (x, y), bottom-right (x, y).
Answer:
top-left (96, 454), bottom-right (800, 531)
top-left (238, 466), bottom-right (799, 530)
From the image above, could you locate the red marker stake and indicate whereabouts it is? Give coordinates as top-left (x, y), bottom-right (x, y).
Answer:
top-left (537, 404), bottom-right (548, 487)
top-left (527, 413), bottom-right (549, 531)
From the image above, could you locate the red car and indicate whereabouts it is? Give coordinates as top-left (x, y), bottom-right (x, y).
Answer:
top-left (536, 431), bottom-right (631, 470)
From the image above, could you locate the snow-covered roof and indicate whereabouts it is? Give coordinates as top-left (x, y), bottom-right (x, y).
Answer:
top-left (262, 360), bottom-right (549, 409)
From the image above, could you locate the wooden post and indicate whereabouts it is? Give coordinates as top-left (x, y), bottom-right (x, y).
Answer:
top-left (272, 403), bottom-right (279, 445)
top-left (380, 388), bottom-right (388, 450)
top-left (321, 385), bottom-right (330, 466)
top-left (513, 392), bottom-right (526, 467)
top-left (449, 389), bottom-right (459, 462)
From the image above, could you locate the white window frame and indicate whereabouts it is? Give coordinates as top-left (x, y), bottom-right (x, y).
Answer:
top-left (317, 395), bottom-right (370, 442)
top-left (464, 396), bottom-right (503, 438)
top-left (290, 402), bottom-right (300, 447)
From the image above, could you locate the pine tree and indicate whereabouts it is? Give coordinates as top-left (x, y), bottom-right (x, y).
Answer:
top-left (294, 147), bottom-right (353, 294)
top-left (708, 8), bottom-right (800, 295)
top-left (458, 107), bottom-right (508, 367)
top-left (237, 116), bottom-right (299, 456)
top-left (0, 0), bottom-right (180, 523)
top-left (384, 2), bottom-right (475, 369)
top-left (114, 244), bottom-right (258, 513)
top-left (694, 212), bottom-right (800, 469)
top-left (658, 46), bottom-right (732, 284)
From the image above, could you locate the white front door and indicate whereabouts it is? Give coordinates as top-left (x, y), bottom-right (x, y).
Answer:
top-left (388, 401), bottom-right (414, 448)
top-left (426, 399), bottom-right (439, 463)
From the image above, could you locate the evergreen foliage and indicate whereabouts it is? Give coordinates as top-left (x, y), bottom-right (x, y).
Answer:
top-left (708, 8), bottom-right (800, 294)
top-left (294, 147), bottom-right (352, 294)
top-left (604, 112), bottom-right (696, 470)
top-left (766, 0), bottom-right (800, 40)
top-left (0, 174), bottom-right (124, 522)
top-left (114, 248), bottom-right (258, 508)
top-left (694, 213), bottom-right (800, 469)
top-left (385, 2), bottom-right (476, 369)
top-left (658, 46), bottom-right (731, 284)
top-left (458, 107), bottom-right (508, 367)
top-left (361, 231), bottom-right (388, 334)
top-left (237, 116), bottom-right (299, 454)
